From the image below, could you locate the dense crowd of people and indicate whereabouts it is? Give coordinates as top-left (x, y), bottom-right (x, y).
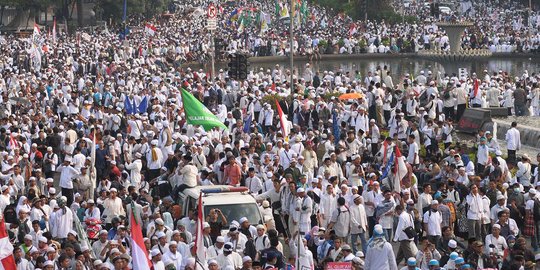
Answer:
top-left (165, 0), bottom-right (540, 59)
top-left (1, 1), bottom-right (540, 270)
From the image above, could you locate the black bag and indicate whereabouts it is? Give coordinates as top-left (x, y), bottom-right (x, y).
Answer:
top-left (403, 213), bottom-right (417, 239)
top-left (271, 201), bottom-right (282, 210)
top-left (403, 226), bottom-right (417, 239)
top-left (441, 132), bottom-right (448, 141)
top-left (243, 238), bottom-right (257, 260)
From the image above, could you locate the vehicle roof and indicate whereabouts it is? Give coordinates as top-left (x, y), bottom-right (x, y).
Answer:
top-left (182, 185), bottom-right (257, 206)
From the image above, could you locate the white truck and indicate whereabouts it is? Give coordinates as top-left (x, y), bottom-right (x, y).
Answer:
top-left (178, 185), bottom-right (264, 231)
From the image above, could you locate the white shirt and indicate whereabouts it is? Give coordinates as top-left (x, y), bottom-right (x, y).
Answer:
top-left (216, 252), bottom-right (243, 269)
top-left (245, 176), bottom-right (262, 194)
top-left (179, 164), bottom-right (198, 187)
top-left (407, 142), bottom-right (419, 165)
top-left (394, 212), bottom-right (415, 241)
top-left (319, 192), bottom-right (337, 227)
top-left (505, 127), bottom-right (521, 151)
top-left (484, 234), bottom-right (507, 257)
top-left (57, 165), bottom-right (79, 189)
top-left (330, 205), bottom-right (351, 238)
top-left (207, 245), bottom-right (223, 260)
top-left (102, 197), bottom-right (126, 223)
top-left (363, 190), bottom-right (381, 217)
top-left (162, 250), bottom-right (183, 270)
top-left (50, 207), bottom-right (74, 239)
top-left (152, 261), bottom-right (165, 270)
top-left (146, 146), bottom-right (163, 170)
top-left (423, 210), bottom-right (442, 236)
top-left (350, 202), bottom-right (368, 234)
top-left (466, 193), bottom-right (486, 220)
top-left (490, 204), bottom-right (508, 222)
top-left (516, 161), bottom-right (532, 186)
top-left (364, 241), bottom-right (398, 270)
top-left (477, 144), bottom-right (489, 165)
top-left (125, 159), bottom-right (143, 185)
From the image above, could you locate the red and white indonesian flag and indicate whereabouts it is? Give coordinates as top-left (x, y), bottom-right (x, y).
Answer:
top-left (393, 146), bottom-right (407, 193)
top-left (33, 23), bottom-right (40, 37)
top-left (275, 100), bottom-right (289, 140)
top-left (130, 207), bottom-right (151, 270)
top-left (473, 78), bottom-right (480, 97)
top-left (194, 192), bottom-right (206, 263)
top-left (0, 218), bottom-right (16, 270)
top-left (8, 135), bottom-right (17, 150)
top-left (145, 24), bottom-right (157, 36)
top-left (348, 23), bottom-right (357, 36)
top-left (52, 18), bottom-right (57, 44)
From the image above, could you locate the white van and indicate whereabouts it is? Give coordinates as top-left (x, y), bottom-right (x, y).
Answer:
top-left (178, 185), bottom-right (264, 230)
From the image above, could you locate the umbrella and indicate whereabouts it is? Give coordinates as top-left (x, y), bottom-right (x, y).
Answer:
top-left (338, 92), bottom-right (364, 100)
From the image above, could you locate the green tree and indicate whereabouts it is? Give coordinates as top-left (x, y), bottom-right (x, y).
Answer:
top-left (0, 0), bottom-right (53, 10)
top-left (314, 0), bottom-right (415, 23)
top-left (97, 0), bottom-right (166, 23)
top-left (0, 0), bottom-right (55, 30)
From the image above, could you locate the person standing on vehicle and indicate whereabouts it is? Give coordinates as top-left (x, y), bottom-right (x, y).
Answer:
top-left (176, 153), bottom-right (199, 192)
top-left (223, 156), bottom-right (242, 186)
top-left (124, 152), bottom-right (143, 190)
top-left (146, 140), bottom-right (163, 181)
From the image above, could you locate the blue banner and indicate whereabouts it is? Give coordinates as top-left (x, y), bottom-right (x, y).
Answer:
top-left (332, 110), bottom-right (340, 146)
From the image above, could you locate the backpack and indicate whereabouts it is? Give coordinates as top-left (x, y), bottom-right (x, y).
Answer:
top-left (244, 238), bottom-right (257, 260)
top-left (445, 201), bottom-right (457, 224)
top-left (255, 235), bottom-right (268, 250)
top-left (337, 205), bottom-right (350, 218)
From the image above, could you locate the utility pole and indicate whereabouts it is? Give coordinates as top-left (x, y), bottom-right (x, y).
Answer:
top-left (289, 0), bottom-right (295, 95)
top-left (211, 37), bottom-right (215, 83)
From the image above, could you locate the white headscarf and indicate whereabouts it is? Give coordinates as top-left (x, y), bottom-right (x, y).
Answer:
top-left (16, 196), bottom-right (30, 215)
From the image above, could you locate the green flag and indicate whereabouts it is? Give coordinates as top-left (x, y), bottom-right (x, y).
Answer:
top-left (181, 89), bottom-right (227, 131)
top-left (301, 0), bottom-right (308, 20)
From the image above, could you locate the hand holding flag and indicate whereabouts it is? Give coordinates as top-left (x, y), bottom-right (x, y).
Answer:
top-left (181, 88), bottom-right (227, 131)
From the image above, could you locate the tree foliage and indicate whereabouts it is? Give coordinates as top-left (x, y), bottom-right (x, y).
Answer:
top-left (314, 0), bottom-right (415, 23)
top-left (0, 0), bottom-right (54, 10)
top-left (98, 0), bottom-right (166, 22)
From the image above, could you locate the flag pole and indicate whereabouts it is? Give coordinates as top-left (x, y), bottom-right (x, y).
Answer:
top-left (296, 215), bottom-right (302, 270)
top-left (289, 0), bottom-right (295, 95)
top-left (211, 35), bottom-right (216, 85)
